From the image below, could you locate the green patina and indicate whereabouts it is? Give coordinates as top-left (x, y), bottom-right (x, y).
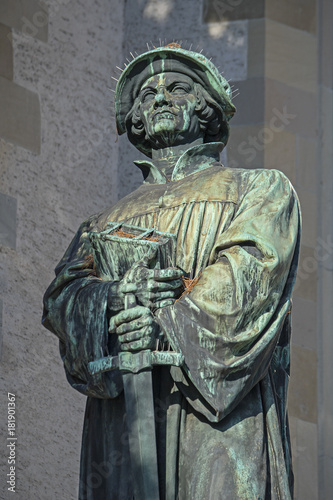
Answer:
top-left (42, 45), bottom-right (300, 500)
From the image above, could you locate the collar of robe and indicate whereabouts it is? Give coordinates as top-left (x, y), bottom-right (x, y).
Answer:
top-left (134, 142), bottom-right (224, 185)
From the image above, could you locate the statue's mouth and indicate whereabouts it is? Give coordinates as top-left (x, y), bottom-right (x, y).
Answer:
top-left (153, 109), bottom-right (177, 121)
top-left (156, 113), bottom-right (174, 121)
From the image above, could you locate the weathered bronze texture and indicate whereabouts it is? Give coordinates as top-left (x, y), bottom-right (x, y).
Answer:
top-left (42, 46), bottom-right (301, 499)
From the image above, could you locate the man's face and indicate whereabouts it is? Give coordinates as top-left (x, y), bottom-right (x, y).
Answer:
top-left (138, 72), bottom-right (202, 149)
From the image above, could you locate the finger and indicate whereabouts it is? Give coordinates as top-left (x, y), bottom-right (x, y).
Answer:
top-left (153, 268), bottom-right (183, 282)
top-left (148, 279), bottom-right (183, 292)
top-left (150, 290), bottom-right (178, 302)
top-left (119, 324), bottom-right (155, 344)
top-left (119, 282), bottom-right (137, 294)
top-left (139, 268), bottom-right (155, 279)
top-left (120, 336), bottom-right (153, 352)
top-left (111, 306), bottom-right (150, 328)
top-left (109, 317), bottom-right (116, 334)
top-left (127, 268), bottom-right (155, 283)
top-left (139, 290), bottom-right (176, 303)
top-left (153, 299), bottom-right (175, 309)
top-left (118, 330), bottom-right (143, 344)
top-left (120, 340), bottom-right (142, 351)
top-left (116, 315), bottom-right (153, 334)
top-left (133, 248), bottom-right (158, 269)
top-left (144, 247), bottom-right (158, 264)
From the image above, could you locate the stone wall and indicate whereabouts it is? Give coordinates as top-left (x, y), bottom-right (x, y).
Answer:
top-left (316, 0), bottom-right (333, 496)
top-left (0, 0), bottom-right (332, 499)
top-left (0, 1), bottom-right (124, 498)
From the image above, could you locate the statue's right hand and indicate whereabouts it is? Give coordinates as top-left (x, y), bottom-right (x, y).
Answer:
top-left (122, 255), bottom-right (183, 309)
top-left (109, 306), bottom-right (160, 351)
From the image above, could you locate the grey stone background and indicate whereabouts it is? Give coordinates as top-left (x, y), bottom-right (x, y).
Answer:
top-left (0, 1), bottom-right (332, 499)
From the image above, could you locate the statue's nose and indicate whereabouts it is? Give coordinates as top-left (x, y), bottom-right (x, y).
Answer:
top-left (154, 89), bottom-right (170, 107)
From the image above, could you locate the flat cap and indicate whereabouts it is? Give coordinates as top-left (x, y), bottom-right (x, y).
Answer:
top-left (114, 46), bottom-right (236, 136)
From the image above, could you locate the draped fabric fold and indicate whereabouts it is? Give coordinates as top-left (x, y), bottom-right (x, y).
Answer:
top-left (42, 144), bottom-right (300, 499)
top-left (156, 168), bottom-right (300, 423)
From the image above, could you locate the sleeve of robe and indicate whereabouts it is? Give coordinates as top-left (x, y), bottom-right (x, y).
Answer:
top-left (155, 168), bottom-right (301, 422)
top-left (42, 215), bottom-right (123, 399)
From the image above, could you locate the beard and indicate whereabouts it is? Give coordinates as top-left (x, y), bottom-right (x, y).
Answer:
top-left (144, 113), bottom-right (201, 149)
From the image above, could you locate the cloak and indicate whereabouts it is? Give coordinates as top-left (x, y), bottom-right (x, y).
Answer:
top-left (42, 142), bottom-right (301, 500)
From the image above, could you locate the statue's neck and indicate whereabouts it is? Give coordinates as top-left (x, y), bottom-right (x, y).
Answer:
top-left (151, 138), bottom-right (204, 176)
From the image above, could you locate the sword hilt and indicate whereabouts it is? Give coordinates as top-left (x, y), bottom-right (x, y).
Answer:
top-left (88, 349), bottom-right (184, 376)
top-left (124, 292), bottom-right (136, 310)
top-left (89, 291), bottom-right (184, 377)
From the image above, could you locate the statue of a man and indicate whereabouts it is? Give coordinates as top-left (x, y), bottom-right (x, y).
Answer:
top-left (42, 46), bottom-right (300, 500)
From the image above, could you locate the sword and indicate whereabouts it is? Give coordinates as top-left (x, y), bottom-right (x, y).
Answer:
top-left (88, 292), bottom-right (184, 500)
top-left (87, 222), bottom-right (183, 499)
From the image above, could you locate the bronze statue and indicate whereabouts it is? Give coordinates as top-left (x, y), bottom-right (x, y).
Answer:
top-left (43, 45), bottom-right (301, 500)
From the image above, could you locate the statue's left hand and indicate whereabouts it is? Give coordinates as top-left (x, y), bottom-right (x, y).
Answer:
top-left (109, 306), bottom-right (160, 352)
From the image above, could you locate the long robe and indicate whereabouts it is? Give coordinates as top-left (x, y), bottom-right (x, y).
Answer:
top-left (42, 142), bottom-right (301, 500)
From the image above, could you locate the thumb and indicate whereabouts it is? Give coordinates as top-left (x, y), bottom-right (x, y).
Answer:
top-left (123, 247), bottom-right (158, 284)
top-left (137, 246), bottom-right (158, 268)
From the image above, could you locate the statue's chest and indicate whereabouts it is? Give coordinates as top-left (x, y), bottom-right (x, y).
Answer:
top-left (107, 167), bottom-right (239, 223)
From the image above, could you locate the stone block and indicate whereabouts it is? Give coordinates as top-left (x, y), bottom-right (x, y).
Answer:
top-left (0, 298), bottom-right (2, 360)
top-left (265, 20), bottom-right (317, 94)
top-left (227, 110), bottom-right (299, 176)
top-left (296, 136), bottom-right (317, 193)
top-left (292, 297), bottom-right (317, 351)
top-left (0, 76), bottom-right (40, 153)
top-left (205, 21), bottom-right (248, 82)
top-left (266, 0), bottom-right (317, 34)
top-left (288, 345), bottom-right (317, 423)
top-left (321, 87), bottom-right (333, 180)
top-left (295, 419), bottom-right (319, 499)
top-left (265, 79), bottom-right (317, 138)
top-left (289, 417), bottom-right (318, 500)
top-left (0, 23), bottom-right (13, 80)
top-left (247, 19), bottom-right (265, 79)
top-left (317, 266), bottom-right (333, 499)
top-left (0, 192), bottom-right (17, 249)
top-left (0, 0), bottom-right (48, 42)
top-left (226, 124), bottom-right (265, 169)
top-left (294, 245), bottom-right (317, 302)
top-left (0, 266), bottom-right (7, 295)
top-left (203, 0), bottom-right (264, 23)
top-left (229, 78), bottom-right (265, 126)
top-left (203, 0), bottom-right (316, 34)
top-left (319, 0), bottom-right (333, 87)
top-left (264, 129), bottom-right (296, 186)
top-left (297, 187), bottom-right (317, 248)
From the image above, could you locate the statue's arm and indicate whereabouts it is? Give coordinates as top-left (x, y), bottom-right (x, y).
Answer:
top-left (42, 216), bottom-right (125, 399)
top-left (156, 169), bottom-right (301, 421)
top-left (42, 217), bottom-right (183, 397)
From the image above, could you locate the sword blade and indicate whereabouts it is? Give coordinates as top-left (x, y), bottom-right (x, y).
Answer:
top-left (123, 370), bottom-right (159, 500)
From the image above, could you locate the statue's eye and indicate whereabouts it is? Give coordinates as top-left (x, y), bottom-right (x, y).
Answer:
top-left (170, 85), bottom-right (190, 94)
top-left (141, 90), bottom-right (156, 102)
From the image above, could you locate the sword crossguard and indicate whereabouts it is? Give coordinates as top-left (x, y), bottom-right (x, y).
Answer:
top-left (88, 350), bottom-right (184, 376)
